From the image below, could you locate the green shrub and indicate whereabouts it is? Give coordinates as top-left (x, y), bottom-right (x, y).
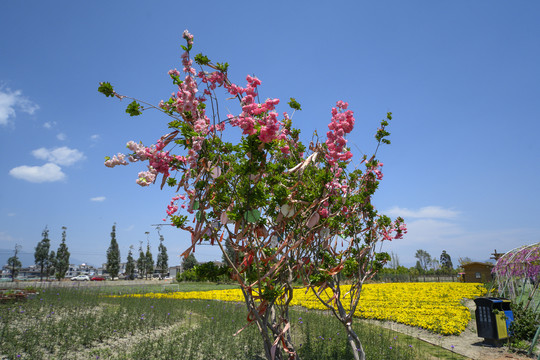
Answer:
top-left (509, 302), bottom-right (540, 344)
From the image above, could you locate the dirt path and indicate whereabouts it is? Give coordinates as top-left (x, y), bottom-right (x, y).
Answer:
top-left (361, 299), bottom-right (534, 360)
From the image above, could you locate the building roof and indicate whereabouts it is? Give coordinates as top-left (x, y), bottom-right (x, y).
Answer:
top-left (463, 262), bottom-right (494, 268)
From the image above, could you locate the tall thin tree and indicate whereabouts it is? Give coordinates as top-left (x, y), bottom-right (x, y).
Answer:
top-left (106, 223), bottom-right (121, 279)
top-left (55, 226), bottom-right (71, 280)
top-left (156, 234), bottom-right (168, 278)
top-left (34, 227), bottom-right (51, 281)
top-left (7, 244), bottom-right (22, 282)
top-left (145, 236), bottom-right (154, 279)
top-left (137, 241), bottom-right (145, 279)
top-left (125, 245), bottom-right (136, 280)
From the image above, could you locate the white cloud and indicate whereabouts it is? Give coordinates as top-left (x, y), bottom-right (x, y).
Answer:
top-left (0, 87), bottom-right (39, 126)
top-left (90, 196), bottom-right (106, 202)
top-left (43, 121), bottom-right (56, 129)
top-left (32, 146), bottom-right (85, 166)
top-left (386, 206), bottom-right (459, 219)
top-left (90, 134), bottom-right (100, 141)
top-left (7, 213), bottom-right (16, 217)
top-left (57, 133), bottom-right (66, 141)
top-left (0, 231), bottom-right (16, 243)
top-left (9, 163), bottom-right (65, 183)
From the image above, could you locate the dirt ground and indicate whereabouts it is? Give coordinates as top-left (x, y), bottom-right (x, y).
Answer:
top-left (361, 299), bottom-right (535, 360)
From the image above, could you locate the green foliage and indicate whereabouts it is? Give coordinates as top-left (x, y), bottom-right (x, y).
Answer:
top-left (215, 62), bottom-right (229, 72)
top-left (125, 101), bottom-right (142, 116)
top-left (182, 254), bottom-right (198, 271)
top-left (106, 224), bottom-right (121, 279)
top-left (125, 246), bottom-right (136, 280)
top-left (194, 53), bottom-right (210, 65)
top-left (375, 112), bottom-right (393, 144)
top-left (177, 267), bottom-right (197, 282)
top-left (194, 262), bottom-right (229, 283)
top-left (439, 250), bottom-right (453, 272)
top-left (156, 235), bottom-right (168, 277)
top-left (288, 97), bottom-right (302, 111)
top-left (137, 244), bottom-right (146, 279)
top-left (55, 227), bottom-right (70, 280)
top-left (145, 242), bottom-right (154, 278)
top-left (47, 250), bottom-right (56, 279)
top-left (180, 43), bottom-right (192, 52)
top-left (98, 82), bottom-right (115, 97)
top-left (177, 262), bottom-right (230, 283)
top-left (509, 302), bottom-right (540, 344)
top-left (34, 227), bottom-right (51, 281)
top-left (7, 255), bottom-right (21, 280)
top-left (415, 249), bottom-right (432, 273)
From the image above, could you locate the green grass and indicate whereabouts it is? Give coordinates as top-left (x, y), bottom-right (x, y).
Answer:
top-left (79, 281), bottom-right (240, 295)
top-left (0, 285), bottom-right (468, 360)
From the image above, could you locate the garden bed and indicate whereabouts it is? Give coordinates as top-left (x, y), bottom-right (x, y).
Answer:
top-left (0, 289), bottom-right (38, 303)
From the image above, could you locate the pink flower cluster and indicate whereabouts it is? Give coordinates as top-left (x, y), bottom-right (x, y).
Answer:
top-left (136, 167), bottom-right (157, 186)
top-left (325, 101), bottom-right (355, 166)
top-left (198, 71), bottom-right (225, 91)
top-left (381, 219), bottom-right (407, 241)
top-left (223, 76), bottom-right (288, 148)
top-left (174, 75), bottom-right (199, 113)
top-left (104, 153), bottom-right (128, 168)
top-left (187, 136), bottom-right (205, 168)
top-left (369, 162), bottom-right (384, 180)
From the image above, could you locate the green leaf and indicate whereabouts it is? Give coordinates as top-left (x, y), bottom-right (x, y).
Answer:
top-left (288, 98), bottom-right (302, 111)
top-left (244, 209), bottom-right (261, 223)
top-left (216, 62), bottom-right (229, 72)
top-left (125, 101), bottom-right (142, 116)
top-left (98, 82), bottom-right (115, 97)
top-left (194, 53), bottom-right (210, 65)
top-left (104, 156), bottom-right (110, 160)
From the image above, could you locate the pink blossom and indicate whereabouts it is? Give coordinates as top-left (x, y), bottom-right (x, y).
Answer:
top-left (319, 208), bottom-right (329, 218)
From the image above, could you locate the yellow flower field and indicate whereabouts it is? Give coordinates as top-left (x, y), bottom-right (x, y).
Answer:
top-left (122, 282), bottom-right (486, 335)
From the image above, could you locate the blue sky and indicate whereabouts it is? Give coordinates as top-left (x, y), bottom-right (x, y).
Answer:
top-left (1, 1), bottom-right (539, 268)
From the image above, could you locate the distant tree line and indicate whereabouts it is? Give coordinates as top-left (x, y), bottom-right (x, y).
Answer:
top-left (377, 249), bottom-right (467, 280)
top-left (106, 224), bottom-right (169, 280)
top-left (23, 224), bottom-right (169, 281)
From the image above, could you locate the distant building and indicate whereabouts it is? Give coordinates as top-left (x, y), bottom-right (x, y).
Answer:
top-left (462, 262), bottom-right (494, 283)
top-left (168, 265), bottom-right (183, 279)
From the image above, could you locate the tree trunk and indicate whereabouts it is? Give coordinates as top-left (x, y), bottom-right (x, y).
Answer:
top-left (345, 323), bottom-right (365, 360)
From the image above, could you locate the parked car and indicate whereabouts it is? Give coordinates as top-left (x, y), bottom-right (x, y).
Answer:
top-left (70, 275), bottom-right (90, 281)
top-left (90, 276), bottom-right (105, 281)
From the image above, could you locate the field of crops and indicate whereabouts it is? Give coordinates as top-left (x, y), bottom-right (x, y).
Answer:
top-left (0, 283), bottom-right (473, 360)
top-left (128, 282), bottom-right (487, 335)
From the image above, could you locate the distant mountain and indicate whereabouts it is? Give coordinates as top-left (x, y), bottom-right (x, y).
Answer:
top-left (0, 249), bottom-right (88, 268)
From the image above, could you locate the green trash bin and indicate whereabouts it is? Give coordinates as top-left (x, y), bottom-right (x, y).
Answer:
top-left (474, 297), bottom-right (513, 343)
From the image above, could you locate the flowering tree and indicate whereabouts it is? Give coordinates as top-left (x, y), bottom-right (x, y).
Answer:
top-left (100, 30), bottom-right (404, 360)
top-left (493, 243), bottom-right (540, 311)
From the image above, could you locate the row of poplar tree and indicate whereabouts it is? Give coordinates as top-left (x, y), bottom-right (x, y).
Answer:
top-left (31, 226), bottom-right (71, 281)
top-left (105, 224), bottom-right (169, 280)
top-left (7, 224), bottom-right (168, 281)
